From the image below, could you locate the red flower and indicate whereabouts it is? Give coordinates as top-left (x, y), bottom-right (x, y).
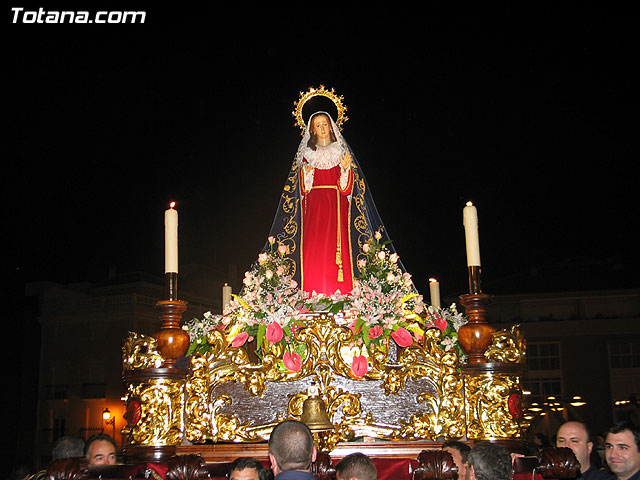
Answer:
top-left (391, 327), bottom-right (413, 347)
top-left (368, 325), bottom-right (383, 339)
top-left (283, 351), bottom-right (302, 372)
top-left (351, 355), bottom-right (368, 377)
top-left (231, 331), bottom-right (248, 348)
top-left (266, 322), bottom-right (284, 343)
top-left (433, 315), bottom-right (448, 332)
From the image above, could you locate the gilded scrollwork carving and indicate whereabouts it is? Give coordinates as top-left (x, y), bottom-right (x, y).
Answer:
top-left (465, 372), bottom-right (522, 439)
top-left (181, 313), bottom-right (472, 445)
top-left (123, 377), bottom-right (184, 446)
top-left (122, 332), bottom-right (163, 370)
top-left (485, 324), bottom-right (526, 364)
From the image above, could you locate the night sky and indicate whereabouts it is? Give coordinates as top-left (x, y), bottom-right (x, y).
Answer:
top-left (6, 11), bottom-right (639, 301)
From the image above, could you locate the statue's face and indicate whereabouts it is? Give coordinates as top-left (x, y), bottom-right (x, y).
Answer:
top-left (311, 115), bottom-right (332, 143)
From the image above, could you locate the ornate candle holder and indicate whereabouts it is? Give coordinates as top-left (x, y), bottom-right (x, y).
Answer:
top-left (457, 266), bottom-right (495, 364)
top-left (154, 273), bottom-right (190, 369)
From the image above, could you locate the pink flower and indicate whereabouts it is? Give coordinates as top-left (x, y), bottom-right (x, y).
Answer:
top-left (268, 236), bottom-right (276, 244)
top-left (389, 253), bottom-right (399, 263)
top-left (433, 315), bottom-right (448, 332)
top-left (351, 355), bottom-right (368, 377)
top-left (278, 244), bottom-right (288, 255)
top-left (374, 231), bottom-right (382, 240)
top-left (391, 327), bottom-right (413, 347)
top-left (377, 251), bottom-right (386, 261)
top-left (258, 253), bottom-right (268, 265)
top-left (266, 322), bottom-right (284, 343)
top-left (363, 243), bottom-right (370, 253)
top-left (265, 269), bottom-right (273, 279)
top-left (231, 331), bottom-right (248, 348)
top-left (283, 351), bottom-right (302, 372)
top-left (368, 325), bottom-right (383, 339)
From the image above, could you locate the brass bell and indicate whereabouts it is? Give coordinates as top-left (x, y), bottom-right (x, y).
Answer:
top-left (301, 383), bottom-right (334, 432)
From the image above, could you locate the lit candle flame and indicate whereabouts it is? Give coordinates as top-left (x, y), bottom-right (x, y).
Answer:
top-left (466, 201), bottom-right (473, 207)
top-left (169, 201), bottom-right (176, 209)
top-left (429, 277), bottom-right (438, 283)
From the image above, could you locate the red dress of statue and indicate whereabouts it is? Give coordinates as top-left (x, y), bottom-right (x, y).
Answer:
top-left (299, 113), bottom-right (354, 295)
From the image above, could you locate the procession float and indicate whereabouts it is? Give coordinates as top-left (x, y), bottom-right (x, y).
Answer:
top-left (115, 87), bottom-right (535, 479)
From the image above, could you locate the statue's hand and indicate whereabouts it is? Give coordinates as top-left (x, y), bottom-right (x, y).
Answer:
top-left (303, 164), bottom-right (314, 174)
top-left (341, 152), bottom-right (352, 170)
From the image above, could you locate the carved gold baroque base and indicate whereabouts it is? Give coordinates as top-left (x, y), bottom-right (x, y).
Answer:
top-left (121, 317), bottom-right (526, 454)
top-left (463, 362), bottom-right (525, 440)
top-left (121, 368), bottom-right (185, 447)
top-left (184, 314), bottom-right (467, 451)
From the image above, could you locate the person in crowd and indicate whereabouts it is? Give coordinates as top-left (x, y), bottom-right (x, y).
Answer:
top-left (268, 420), bottom-right (317, 480)
top-left (441, 440), bottom-right (471, 479)
top-left (227, 457), bottom-right (273, 480)
top-left (52, 435), bottom-right (85, 460)
top-left (84, 433), bottom-right (117, 465)
top-left (335, 452), bottom-right (377, 480)
top-left (605, 421), bottom-right (640, 480)
top-left (556, 421), bottom-right (609, 480)
top-left (466, 441), bottom-right (512, 480)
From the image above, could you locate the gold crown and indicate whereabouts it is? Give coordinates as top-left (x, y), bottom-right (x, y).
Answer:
top-left (292, 85), bottom-right (348, 133)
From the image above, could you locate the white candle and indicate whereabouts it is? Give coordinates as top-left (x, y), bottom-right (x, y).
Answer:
top-left (164, 202), bottom-right (178, 273)
top-left (463, 201), bottom-right (481, 267)
top-left (429, 277), bottom-right (441, 309)
top-left (222, 283), bottom-right (232, 311)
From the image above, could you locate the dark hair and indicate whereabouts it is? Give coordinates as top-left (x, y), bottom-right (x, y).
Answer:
top-left (227, 457), bottom-right (272, 480)
top-left (307, 113), bottom-right (337, 151)
top-left (466, 442), bottom-right (512, 480)
top-left (441, 440), bottom-right (472, 463)
top-left (335, 453), bottom-right (377, 480)
top-left (607, 421), bottom-right (640, 451)
top-left (84, 434), bottom-right (116, 459)
top-left (268, 420), bottom-right (314, 471)
top-left (52, 436), bottom-right (85, 460)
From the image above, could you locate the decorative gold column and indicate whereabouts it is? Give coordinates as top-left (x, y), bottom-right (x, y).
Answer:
top-left (457, 264), bottom-right (527, 441)
top-left (122, 273), bottom-right (190, 462)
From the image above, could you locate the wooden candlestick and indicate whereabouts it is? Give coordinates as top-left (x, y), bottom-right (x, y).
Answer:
top-left (154, 299), bottom-right (189, 369)
top-left (457, 293), bottom-right (495, 364)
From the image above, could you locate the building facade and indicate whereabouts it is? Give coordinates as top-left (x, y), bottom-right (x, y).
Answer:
top-left (27, 272), bottom-right (219, 468)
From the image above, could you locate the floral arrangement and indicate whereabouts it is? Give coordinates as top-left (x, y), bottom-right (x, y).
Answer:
top-left (182, 232), bottom-right (468, 375)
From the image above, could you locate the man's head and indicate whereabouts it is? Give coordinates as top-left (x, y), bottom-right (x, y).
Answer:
top-left (268, 420), bottom-right (316, 476)
top-left (227, 457), bottom-right (271, 480)
top-left (335, 453), bottom-right (377, 480)
top-left (466, 442), bottom-right (512, 480)
top-left (84, 434), bottom-right (116, 465)
top-left (556, 421), bottom-right (593, 473)
top-left (441, 440), bottom-right (471, 479)
top-left (52, 436), bottom-right (85, 460)
top-left (605, 422), bottom-right (640, 480)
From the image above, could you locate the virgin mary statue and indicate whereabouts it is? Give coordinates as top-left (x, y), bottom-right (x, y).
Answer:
top-left (266, 110), bottom-right (406, 296)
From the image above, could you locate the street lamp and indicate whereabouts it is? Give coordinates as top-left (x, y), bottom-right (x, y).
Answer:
top-left (102, 408), bottom-right (115, 439)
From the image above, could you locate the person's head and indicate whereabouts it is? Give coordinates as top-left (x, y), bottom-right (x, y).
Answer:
top-left (605, 422), bottom-right (640, 480)
top-left (308, 113), bottom-right (336, 149)
top-left (441, 440), bottom-right (471, 479)
top-left (227, 457), bottom-right (271, 480)
top-left (268, 420), bottom-right (316, 476)
top-left (556, 421), bottom-right (593, 473)
top-left (533, 433), bottom-right (550, 447)
top-left (84, 434), bottom-right (116, 465)
top-left (52, 435), bottom-right (85, 460)
top-left (466, 442), bottom-right (512, 480)
top-left (335, 453), bottom-right (377, 480)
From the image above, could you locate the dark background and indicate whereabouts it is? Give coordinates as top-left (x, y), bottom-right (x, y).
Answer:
top-left (6, 12), bottom-right (638, 300)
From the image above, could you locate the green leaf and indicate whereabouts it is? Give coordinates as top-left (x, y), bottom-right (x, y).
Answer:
top-left (256, 324), bottom-right (266, 350)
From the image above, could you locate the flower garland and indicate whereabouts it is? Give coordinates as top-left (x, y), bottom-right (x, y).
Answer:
top-left (182, 233), bottom-right (468, 375)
